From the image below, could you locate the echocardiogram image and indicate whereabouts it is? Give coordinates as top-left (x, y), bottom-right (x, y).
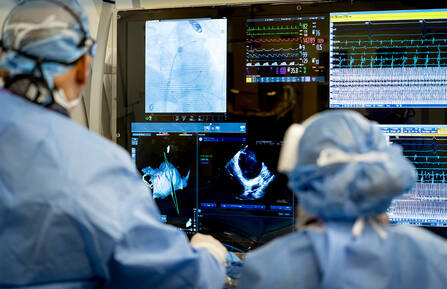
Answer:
top-left (197, 138), bottom-right (294, 251)
top-left (198, 138), bottom-right (292, 204)
top-left (135, 135), bottom-right (197, 232)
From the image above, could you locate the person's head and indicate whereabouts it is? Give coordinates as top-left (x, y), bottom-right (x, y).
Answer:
top-left (278, 110), bottom-right (417, 221)
top-left (0, 0), bottom-right (95, 112)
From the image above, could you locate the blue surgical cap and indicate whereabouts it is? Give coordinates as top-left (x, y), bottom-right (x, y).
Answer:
top-left (285, 110), bottom-right (417, 220)
top-left (0, 0), bottom-right (92, 88)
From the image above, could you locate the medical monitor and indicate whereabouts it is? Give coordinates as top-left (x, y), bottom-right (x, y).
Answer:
top-left (117, 4), bottom-right (330, 124)
top-left (245, 16), bottom-right (327, 84)
top-left (381, 125), bottom-right (447, 227)
top-left (145, 18), bottom-right (227, 114)
top-left (330, 9), bottom-right (447, 108)
top-left (198, 138), bottom-right (294, 251)
top-left (130, 122), bottom-right (294, 250)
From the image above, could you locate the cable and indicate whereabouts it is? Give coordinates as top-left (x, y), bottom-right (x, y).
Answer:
top-left (82, 95), bottom-right (89, 128)
top-left (223, 243), bottom-right (246, 254)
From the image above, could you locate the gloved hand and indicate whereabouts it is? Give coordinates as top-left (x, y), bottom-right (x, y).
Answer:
top-left (191, 233), bottom-right (228, 265)
top-left (224, 252), bottom-right (243, 289)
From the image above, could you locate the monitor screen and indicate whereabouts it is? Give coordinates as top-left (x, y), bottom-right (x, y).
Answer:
top-left (130, 122), bottom-right (293, 250)
top-left (245, 16), bottom-right (327, 84)
top-left (330, 9), bottom-right (447, 108)
top-left (117, 4), bottom-right (330, 124)
top-left (198, 138), bottom-right (294, 251)
top-left (145, 18), bottom-right (227, 113)
top-left (381, 125), bottom-right (447, 226)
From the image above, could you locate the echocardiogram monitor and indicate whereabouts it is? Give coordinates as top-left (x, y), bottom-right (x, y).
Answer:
top-left (130, 122), bottom-right (294, 250)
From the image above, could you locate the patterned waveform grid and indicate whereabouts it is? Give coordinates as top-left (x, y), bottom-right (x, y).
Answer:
top-left (386, 136), bottom-right (447, 226)
top-left (330, 67), bottom-right (447, 107)
top-left (330, 15), bottom-right (447, 107)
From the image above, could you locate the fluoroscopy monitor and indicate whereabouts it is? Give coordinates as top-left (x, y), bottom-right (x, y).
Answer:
top-left (145, 18), bottom-right (227, 114)
top-left (330, 9), bottom-right (447, 108)
top-left (381, 125), bottom-right (447, 227)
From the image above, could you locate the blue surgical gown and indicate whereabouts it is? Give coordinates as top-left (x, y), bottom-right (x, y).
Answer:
top-left (238, 221), bottom-right (447, 289)
top-left (0, 89), bottom-right (225, 288)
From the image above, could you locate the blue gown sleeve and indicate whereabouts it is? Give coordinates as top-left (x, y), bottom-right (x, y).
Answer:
top-left (237, 232), bottom-right (320, 289)
top-left (72, 146), bottom-right (226, 289)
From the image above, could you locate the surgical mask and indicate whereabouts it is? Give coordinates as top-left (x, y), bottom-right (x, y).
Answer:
top-left (53, 88), bottom-right (81, 111)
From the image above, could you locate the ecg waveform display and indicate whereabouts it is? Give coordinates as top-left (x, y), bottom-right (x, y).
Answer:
top-left (382, 125), bottom-right (447, 226)
top-left (246, 16), bottom-right (328, 83)
top-left (330, 9), bottom-right (447, 108)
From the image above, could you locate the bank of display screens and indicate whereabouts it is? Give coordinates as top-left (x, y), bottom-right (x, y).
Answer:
top-left (118, 2), bottom-right (447, 248)
top-left (131, 123), bottom-right (294, 251)
top-left (138, 7), bottom-right (447, 117)
top-left (381, 125), bottom-right (447, 227)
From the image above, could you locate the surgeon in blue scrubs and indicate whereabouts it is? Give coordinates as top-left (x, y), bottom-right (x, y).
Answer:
top-left (238, 110), bottom-right (447, 289)
top-left (0, 0), bottom-right (226, 288)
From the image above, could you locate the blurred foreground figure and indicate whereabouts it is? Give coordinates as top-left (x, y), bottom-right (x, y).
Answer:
top-left (0, 1), bottom-right (226, 288)
top-left (238, 110), bottom-right (447, 289)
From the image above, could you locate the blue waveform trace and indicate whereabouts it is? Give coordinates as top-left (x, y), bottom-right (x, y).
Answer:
top-left (412, 161), bottom-right (445, 164)
top-left (335, 25), bottom-right (447, 32)
top-left (334, 56), bottom-right (447, 62)
top-left (335, 64), bottom-right (447, 68)
top-left (404, 149), bottom-right (447, 153)
top-left (332, 39), bottom-right (447, 45)
top-left (333, 32), bottom-right (447, 38)
top-left (333, 48), bottom-right (447, 68)
top-left (336, 51), bottom-right (447, 56)
top-left (333, 44), bottom-right (447, 51)
top-left (398, 142), bottom-right (447, 146)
